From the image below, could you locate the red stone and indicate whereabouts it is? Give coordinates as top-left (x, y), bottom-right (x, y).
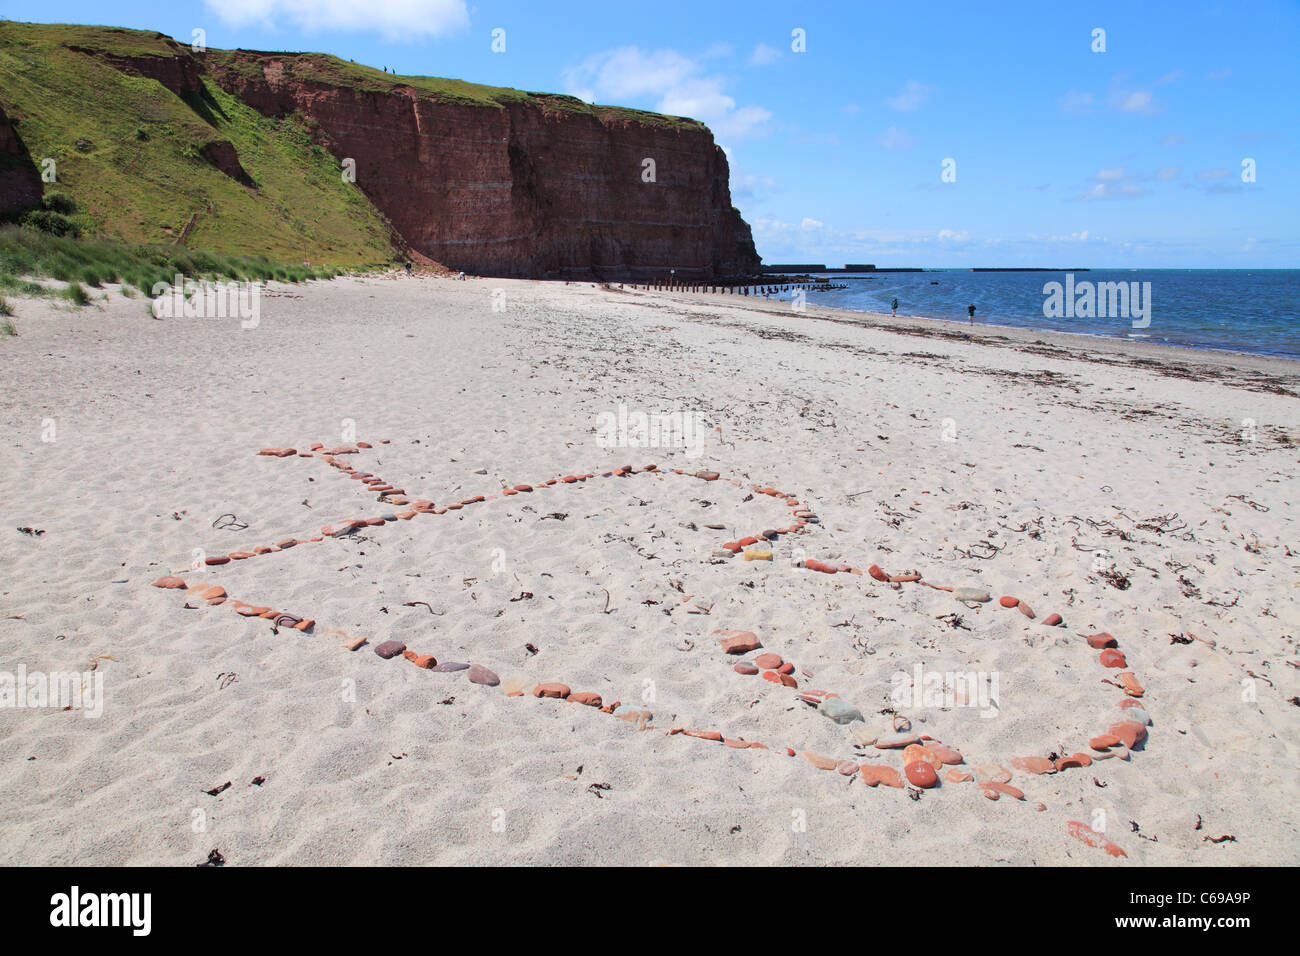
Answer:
top-left (402, 650), bottom-right (437, 669)
top-left (777, 661), bottom-right (795, 675)
top-left (1011, 756), bottom-right (1056, 775)
top-left (204, 556), bottom-right (230, 566)
top-left (1067, 821), bottom-right (1127, 857)
top-left (867, 565), bottom-right (889, 581)
top-left (685, 730), bottom-right (723, 741)
top-left (1086, 633), bottom-right (1118, 648)
top-left (999, 596), bottom-right (1020, 608)
top-left (513, 484), bottom-right (533, 492)
top-left (568, 691), bottom-right (603, 707)
top-left (733, 663), bottom-right (759, 675)
top-left (1099, 649), bottom-right (1127, 668)
top-left (152, 576), bottom-right (186, 589)
top-left (802, 751), bottom-right (838, 770)
top-left (761, 670), bottom-right (781, 684)
top-left (1018, 602), bottom-right (1036, 619)
top-left (715, 629), bottom-right (761, 654)
top-left (904, 761), bottom-right (939, 788)
top-left (1090, 734), bottom-right (1123, 750)
top-left (1119, 672), bottom-right (1145, 697)
top-left (1109, 720), bottom-right (1148, 749)
top-left (754, 653), bottom-right (782, 669)
top-left (533, 682), bottom-right (571, 699)
top-left (861, 765), bottom-right (904, 788)
top-left (201, 585), bottom-right (226, 600)
top-left (1043, 613), bottom-right (1063, 626)
top-left (986, 782), bottom-right (1025, 800)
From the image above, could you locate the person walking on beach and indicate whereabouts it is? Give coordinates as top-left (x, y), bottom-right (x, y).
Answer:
top-left (891, 297), bottom-right (899, 317)
top-left (967, 303), bottom-right (976, 325)
top-left (405, 260), bottom-right (412, 276)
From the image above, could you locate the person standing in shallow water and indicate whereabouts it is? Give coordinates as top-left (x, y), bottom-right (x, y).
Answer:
top-left (891, 297), bottom-right (899, 316)
top-left (967, 303), bottom-right (976, 325)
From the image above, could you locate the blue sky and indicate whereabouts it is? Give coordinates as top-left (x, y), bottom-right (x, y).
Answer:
top-left (4, 0), bottom-right (1298, 267)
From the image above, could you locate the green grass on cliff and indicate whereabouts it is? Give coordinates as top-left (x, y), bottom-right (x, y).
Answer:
top-left (0, 21), bottom-right (400, 266)
top-left (206, 48), bottom-right (708, 131)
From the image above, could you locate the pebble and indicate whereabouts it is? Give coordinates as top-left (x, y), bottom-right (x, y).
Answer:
top-left (802, 751), bottom-right (838, 770)
top-left (1018, 602), bottom-right (1036, 619)
top-left (402, 651), bottom-right (437, 669)
top-left (734, 663), bottom-right (760, 675)
top-left (1109, 720), bottom-right (1148, 750)
top-left (1043, 613), bottom-right (1064, 626)
top-left (1066, 821), bottom-right (1127, 858)
top-left (432, 661), bottom-right (469, 672)
top-left (973, 764), bottom-right (1012, 784)
top-left (374, 640), bottom-right (406, 659)
top-left (533, 682), bottom-right (571, 699)
top-left (1055, 753), bottom-right (1091, 771)
top-left (761, 529), bottom-right (778, 539)
top-left (715, 629), bottom-right (762, 654)
top-left (754, 653), bottom-right (783, 669)
top-left (818, 696), bottom-right (864, 725)
top-left (344, 637), bottom-right (368, 651)
top-left (1086, 633), bottom-right (1118, 648)
top-left (927, 743), bottom-right (964, 765)
top-left (568, 691), bottom-right (603, 707)
top-left (1090, 734), bottom-right (1123, 750)
top-left (777, 662), bottom-right (795, 675)
top-left (945, 768), bottom-right (973, 783)
top-left (998, 596), bottom-right (1020, 608)
top-left (851, 727), bottom-right (877, 747)
top-left (953, 587), bottom-right (991, 603)
top-left (875, 732), bottom-right (921, 749)
top-left (1123, 706), bottom-right (1151, 726)
top-left (904, 761), bottom-right (938, 788)
top-left (867, 565), bottom-right (890, 581)
top-left (1099, 649), bottom-right (1127, 668)
top-left (685, 730), bottom-right (723, 741)
top-left (1119, 672), bottom-right (1145, 697)
top-left (467, 664), bottom-right (499, 686)
top-left (986, 782), bottom-right (1025, 800)
top-left (151, 576), bottom-right (186, 589)
top-left (903, 744), bottom-right (942, 770)
top-left (1011, 756), bottom-right (1056, 775)
top-left (836, 760), bottom-right (860, 776)
top-left (860, 765), bottom-right (904, 788)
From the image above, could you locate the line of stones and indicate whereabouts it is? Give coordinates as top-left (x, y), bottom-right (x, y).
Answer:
top-left (149, 442), bottom-right (1150, 847)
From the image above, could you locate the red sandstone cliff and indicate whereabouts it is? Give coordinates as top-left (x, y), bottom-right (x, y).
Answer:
top-left (207, 52), bottom-right (759, 280)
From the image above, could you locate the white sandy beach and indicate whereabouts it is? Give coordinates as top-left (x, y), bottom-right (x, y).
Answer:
top-left (1, 275), bottom-right (1297, 865)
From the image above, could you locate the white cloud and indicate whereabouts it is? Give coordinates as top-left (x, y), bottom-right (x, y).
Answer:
top-left (1081, 182), bottom-right (1148, 200)
top-left (937, 229), bottom-right (970, 243)
top-left (1060, 90), bottom-right (1094, 115)
top-left (563, 46), bottom-right (771, 141)
top-left (801, 217), bottom-right (824, 231)
top-left (886, 80), bottom-right (932, 112)
top-left (203, 0), bottom-right (469, 41)
top-left (1095, 167), bottom-right (1127, 182)
top-left (878, 125), bottom-right (913, 150)
top-left (1107, 78), bottom-right (1163, 116)
top-left (750, 43), bottom-right (781, 66)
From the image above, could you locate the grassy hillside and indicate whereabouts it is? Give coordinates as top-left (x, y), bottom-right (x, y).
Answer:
top-left (0, 21), bottom-right (399, 267)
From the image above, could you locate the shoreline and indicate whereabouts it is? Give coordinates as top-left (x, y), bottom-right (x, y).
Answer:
top-left (622, 285), bottom-right (1300, 387)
